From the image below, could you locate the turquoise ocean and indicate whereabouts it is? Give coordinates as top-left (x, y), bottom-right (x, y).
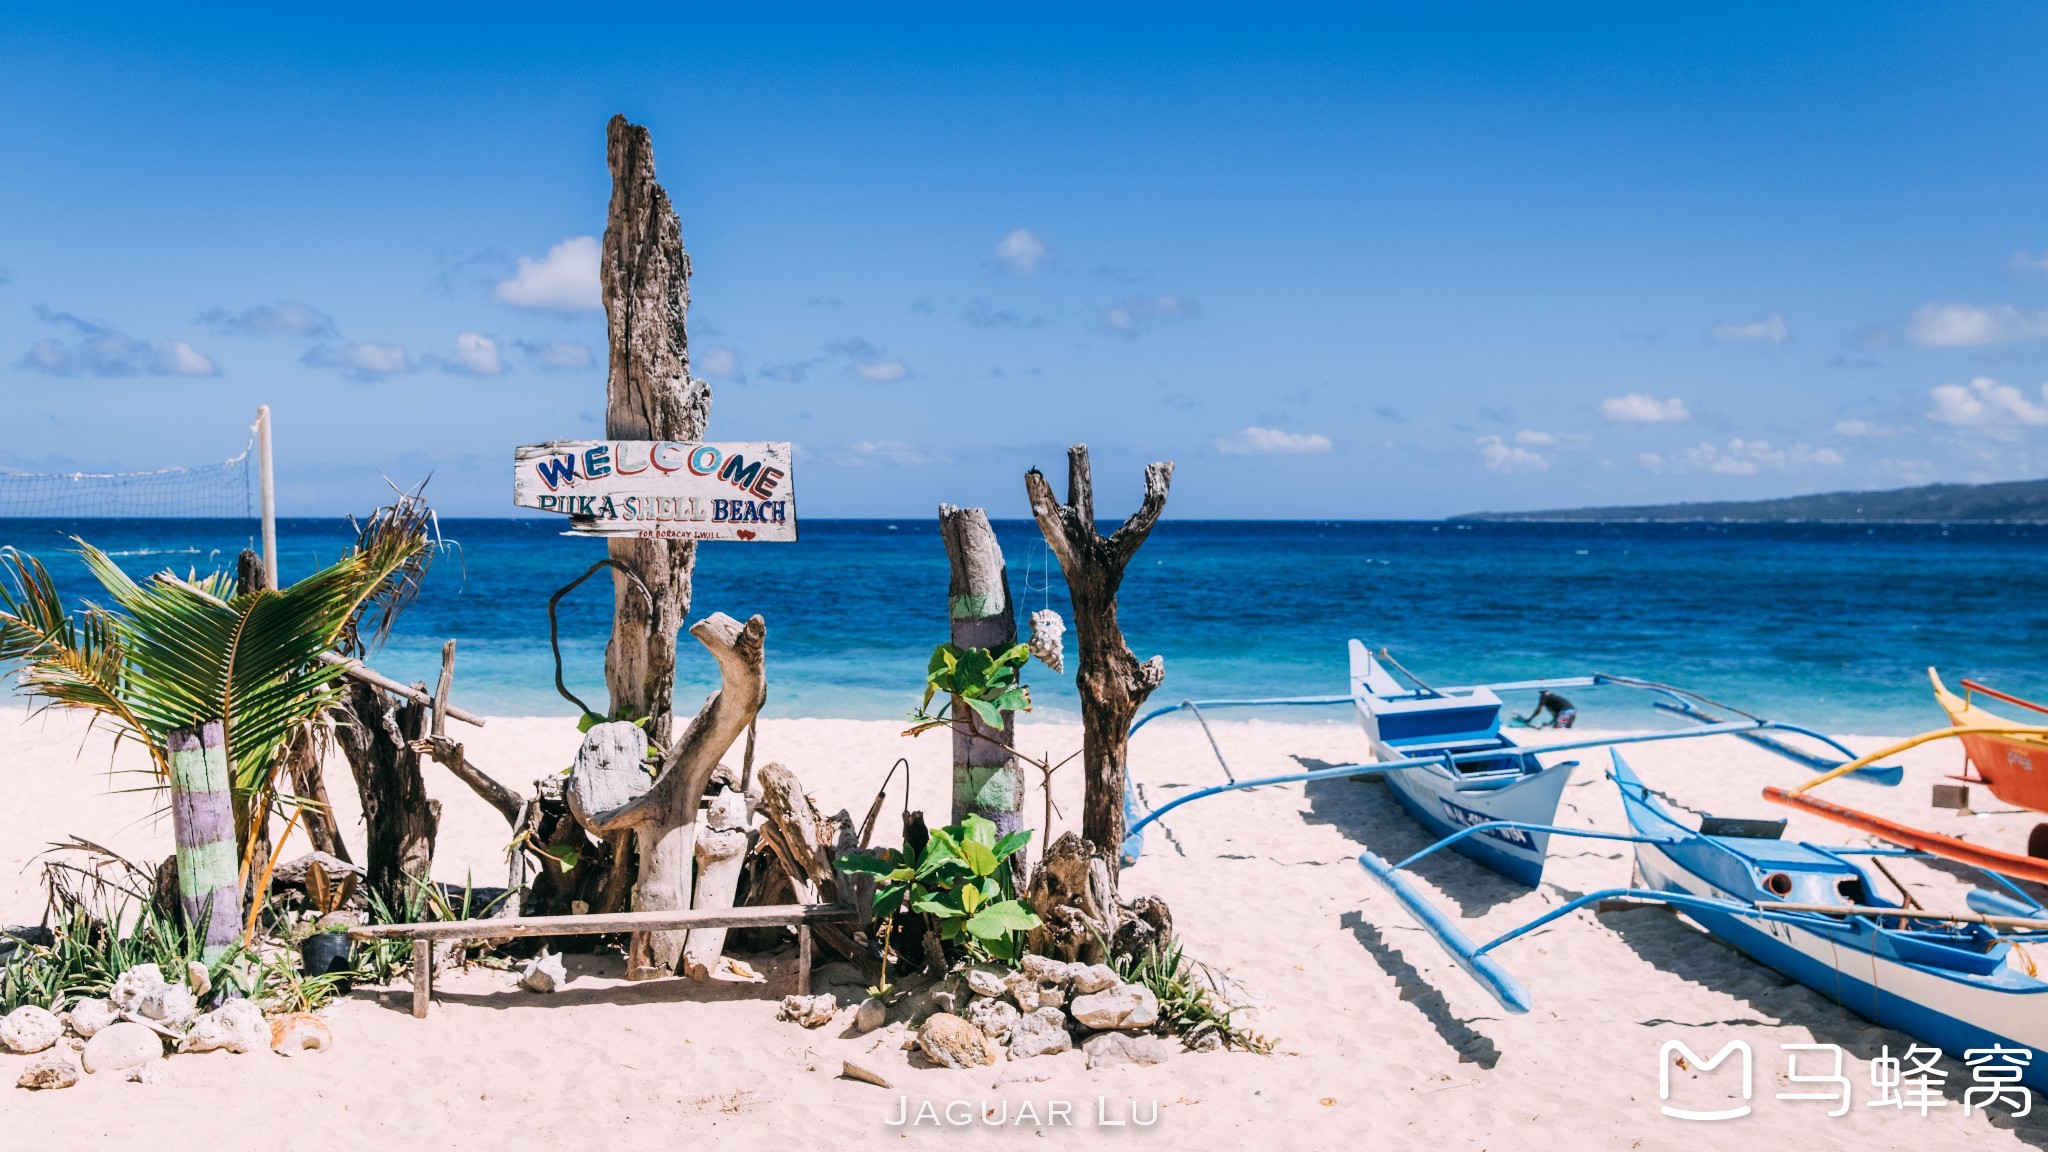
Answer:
top-left (3, 517), bottom-right (2044, 736)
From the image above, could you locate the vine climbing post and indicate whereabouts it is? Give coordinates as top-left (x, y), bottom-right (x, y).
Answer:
top-left (939, 504), bottom-right (1025, 835)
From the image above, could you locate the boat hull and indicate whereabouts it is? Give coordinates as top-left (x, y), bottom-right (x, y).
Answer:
top-left (1933, 670), bottom-right (2048, 813)
top-left (1382, 756), bottom-right (1575, 887)
top-left (1633, 838), bottom-right (2048, 1088)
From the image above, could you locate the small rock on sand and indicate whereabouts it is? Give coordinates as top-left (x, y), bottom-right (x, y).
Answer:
top-left (1070, 963), bottom-right (1120, 994)
top-left (966, 996), bottom-right (1019, 1041)
top-left (16, 1054), bottom-right (78, 1090)
top-left (179, 999), bottom-right (267, 1055)
top-left (852, 997), bottom-right (887, 1035)
top-left (66, 999), bottom-right (117, 1039)
top-left (1083, 1031), bottom-right (1172, 1070)
top-left (0, 1005), bottom-right (63, 1054)
top-left (1005, 1007), bottom-right (1073, 1060)
top-left (1070, 984), bottom-right (1158, 1030)
top-left (269, 1013), bottom-right (333, 1056)
top-left (917, 1012), bottom-right (994, 1069)
top-left (964, 965), bottom-right (1008, 998)
top-left (81, 1022), bottom-right (163, 1074)
top-left (778, 993), bottom-right (836, 1028)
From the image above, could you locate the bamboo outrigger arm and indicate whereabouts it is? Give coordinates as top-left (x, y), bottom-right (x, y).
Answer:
top-left (1763, 722), bottom-right (2048, 885)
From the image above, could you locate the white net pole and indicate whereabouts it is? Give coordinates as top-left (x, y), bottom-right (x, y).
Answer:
top-left (258, 405), bottom-right (279, 586)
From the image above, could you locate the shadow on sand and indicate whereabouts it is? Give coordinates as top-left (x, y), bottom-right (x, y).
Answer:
top-left (1298, 757), bottom-right (1531, 916)
top-left (1340, 909), bottom-right (1501, 1069)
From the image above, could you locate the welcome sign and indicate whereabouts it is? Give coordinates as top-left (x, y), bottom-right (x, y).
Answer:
top-left (512, 440), bottom-right (797, 541)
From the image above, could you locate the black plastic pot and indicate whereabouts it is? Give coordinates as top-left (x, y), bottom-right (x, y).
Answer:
top-left (300, 932), bottom-right (355, 991)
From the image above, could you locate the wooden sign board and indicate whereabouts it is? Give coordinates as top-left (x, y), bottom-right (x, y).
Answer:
top-left (512, 440), bottom-right (796, 541)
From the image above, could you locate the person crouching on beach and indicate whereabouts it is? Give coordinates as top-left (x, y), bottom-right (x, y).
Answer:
top-left (1518, 690), bottom-right (1577, 729)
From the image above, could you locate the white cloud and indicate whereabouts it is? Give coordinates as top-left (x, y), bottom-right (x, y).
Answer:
top-left (514, 340), bottom-right (594, 371)
top-left (1215, 426), bottom-right (1333, 456)
top-left (495, 236), bottom-right (601, 312)
top-left (1476, 434), bottom-right (1549, 473)
top-left (443, 332), bottom-right (504, 376)
top-left (1600, 393), bottom-right (1690, 423)
top-left (1709, 313), bottom-right (1789, 345)
top-left (1511, 429), bottom-right (1591, 449)
top-left (2009, 250), bottom-right (2048, 273)
top-left (1832, 418), bottom-right (1898, 437)
top-left (696, 347), bottom-right (743, 380)
top-left (1104, 294), bottom-right (1198, 336)
top-left (1927, 376), bottom-right (2048, 427)
top-left (1907, 302), bottom-right (2048, 347)
top-left (302, 341), bottom-right (415, 380)
top-left (994, 229), bottom-right (1052, 275)
top-left (1639, 439), bottom-right (1845, 476)
top-left (17, 308), bottom-right (219, 377)
top-left (199, 301), bottom-right (335, 338)
top-left (854, 360), bottom-right (909, 382)
top-left (157, 341), bottom-right (218, 376)
top-left (818, 440), bottom-right (950, 466)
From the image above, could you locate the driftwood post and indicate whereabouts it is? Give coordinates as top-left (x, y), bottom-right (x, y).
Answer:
top-left (166, 720), bottom-right (243, 962)
top-left (600, 114), bottom-right (711, 749)
top-left (1024, 446), bottom-right (1173, 875)
top-left (568, 612), bottom-right (766, 979)
top-left (335, 680), bottom-right (440, 909)
top-left (938, 505), bottom-right (1025, 834)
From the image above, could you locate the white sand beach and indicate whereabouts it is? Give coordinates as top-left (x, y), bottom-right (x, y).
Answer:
top-left (5, 704), bottom-right (2048, 1150)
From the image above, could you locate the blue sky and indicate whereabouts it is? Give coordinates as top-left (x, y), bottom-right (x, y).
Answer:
top-left (5, 3), bottom-right (2048, 518)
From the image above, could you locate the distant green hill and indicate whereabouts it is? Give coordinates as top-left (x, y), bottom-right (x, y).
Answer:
top-left (1459, 478), bottom-right (2048, 522)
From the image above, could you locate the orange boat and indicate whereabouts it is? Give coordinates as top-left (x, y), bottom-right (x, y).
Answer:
top-left (1930, 668), bottom-right (2048, 813)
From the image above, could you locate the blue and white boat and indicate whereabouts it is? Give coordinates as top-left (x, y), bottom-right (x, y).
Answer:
top-left (1349, 641), bottom-right (1579, 886)
top-left (1124, 642), bottom-right (1901, 881)
top-left (1358, 751), bottom-right (2048, 1086)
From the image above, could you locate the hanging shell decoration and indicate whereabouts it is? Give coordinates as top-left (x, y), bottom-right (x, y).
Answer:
top-left (1028, 609), bottom-right (1067, 673)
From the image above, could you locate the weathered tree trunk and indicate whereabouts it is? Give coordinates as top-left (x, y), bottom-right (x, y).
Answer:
top-left (938, 505), bottom-right (1024, 834)
top-left (600, 114), bottom-right (711, 751)
top-left (166, 720), bottom-right (243, 962)
top-left (1024, 446), bottom-right (1173, 876)
top-left (568, 613), bottom-right (766, 979)
top-left (334, 680), bottom-right (440, 909)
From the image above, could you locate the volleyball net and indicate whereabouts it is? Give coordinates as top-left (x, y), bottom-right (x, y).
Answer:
top-left (0, 415), bottom-right (260, 520)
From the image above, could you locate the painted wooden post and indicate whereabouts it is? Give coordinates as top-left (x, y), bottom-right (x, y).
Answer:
top-left (166, 720), bottom-right (244, 961)
top-left (939, 505), bottom-right (1024, 835)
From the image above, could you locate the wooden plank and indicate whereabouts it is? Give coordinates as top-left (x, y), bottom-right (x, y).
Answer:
top-left (411, 939), bottom-right (431, 1019)
top-left (348, 901), bottom-right (856, 943)
top-left (431, 639), bottom-right (456, 738)
top-left (797, 924), bottom-right (813, 996)
top-left (319, 652), bottom-right (485, 727)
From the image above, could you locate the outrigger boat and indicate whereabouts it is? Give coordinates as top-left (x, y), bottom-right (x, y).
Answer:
top-left (1358, 751), bottom-right (2048, 1087)
top-left (1931, 669), bottom-right (2048, 815)
top-left (1123, 641), bottom-right (1903, 882)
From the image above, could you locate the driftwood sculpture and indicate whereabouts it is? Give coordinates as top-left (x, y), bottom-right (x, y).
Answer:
top-left (601, 114), bottom-right (711, 751)
top-left (678, 790), bottom-right (749, 979)
top-left (567, 612), bottom-right (766, 979)
top-left (938, 505), bottom-right (1025, 834)
top-left (1024, 445), bottom-right (1174, 873)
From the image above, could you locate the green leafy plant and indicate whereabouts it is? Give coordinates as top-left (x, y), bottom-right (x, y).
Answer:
top-left (254, 949), bottom-right (349, 1013)
top-left (1114, 938), bottom-right (1273, 1054)
top-left (907, 643), bottom-right (1033, 733)
top-left (842, 813), bottom-right (1041, 990)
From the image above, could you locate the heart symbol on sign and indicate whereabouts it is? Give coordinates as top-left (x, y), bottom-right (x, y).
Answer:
top-left (735, 529), bottom-right (756, 540)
